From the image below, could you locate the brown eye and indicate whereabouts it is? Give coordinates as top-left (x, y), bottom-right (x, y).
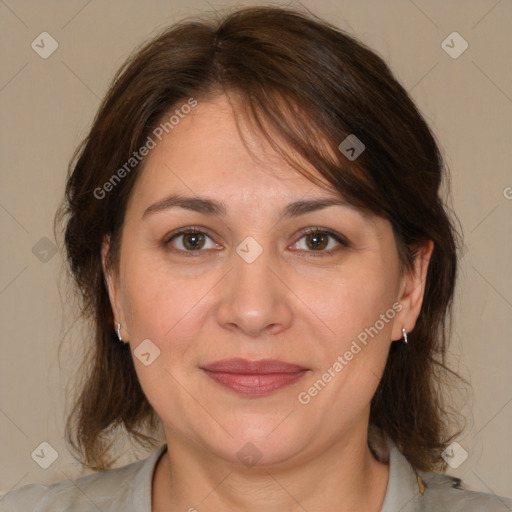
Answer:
top-left (305, 231), bottom-right (329, 251)
top-left (166, 228), bottom-right (219, 252)
top-left (291, 228), bottom-right (348, 257)
top-left (182, 231), bottom-right (206, 250)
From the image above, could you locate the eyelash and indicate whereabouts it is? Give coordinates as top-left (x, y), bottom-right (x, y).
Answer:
top-left (163, 226), bottom-right (348, 258)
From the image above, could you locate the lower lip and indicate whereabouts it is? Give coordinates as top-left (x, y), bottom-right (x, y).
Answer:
top-left (202, 370), bottom-right (308, 396)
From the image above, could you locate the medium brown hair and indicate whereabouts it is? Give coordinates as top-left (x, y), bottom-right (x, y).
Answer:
top-left (56, 5), bottom-right (463, 472)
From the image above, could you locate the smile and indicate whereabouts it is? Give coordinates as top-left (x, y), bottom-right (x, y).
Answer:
top-left (200, 358), bottom-right (311, 396)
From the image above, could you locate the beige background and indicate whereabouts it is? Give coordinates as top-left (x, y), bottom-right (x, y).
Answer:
top-left (1, 0), bottom-right (511, 501)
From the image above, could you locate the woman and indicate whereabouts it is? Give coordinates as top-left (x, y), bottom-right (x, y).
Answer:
top-left (2, 6), bottom-right (510, 512)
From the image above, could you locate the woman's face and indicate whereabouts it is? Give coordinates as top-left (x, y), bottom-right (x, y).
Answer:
top-left (104, 95), bottom-right (429, 466)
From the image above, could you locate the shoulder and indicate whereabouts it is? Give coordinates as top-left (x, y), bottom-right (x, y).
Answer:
top-left (418, 470), bottom-right (512, 511)
top-left (379, 436), bottom-right (512, 512)
top-left (0, 464), bottom-right (138, 512)
top-left (0, 445), bottom-right (166, 512)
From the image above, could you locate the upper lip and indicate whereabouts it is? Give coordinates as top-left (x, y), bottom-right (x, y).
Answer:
top-left (200, 358), bottom-right (309, 374)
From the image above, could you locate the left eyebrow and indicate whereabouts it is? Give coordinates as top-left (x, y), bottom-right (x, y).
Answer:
top-left (142, 193), bottom-right (363, 220)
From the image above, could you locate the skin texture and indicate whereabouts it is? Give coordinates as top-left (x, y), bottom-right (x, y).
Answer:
top-left (103, 95), bottom-right (433, 512)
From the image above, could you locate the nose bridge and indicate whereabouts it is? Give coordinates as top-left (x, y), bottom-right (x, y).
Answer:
top-left (232, 234), bottom-right (281, 307)
top-left (217, 234), bottom-right (293, 336)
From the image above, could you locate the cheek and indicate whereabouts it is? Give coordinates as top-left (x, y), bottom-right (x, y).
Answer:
top-left (118, 255), bottom-right (209, 424)
top-left (120, 252), bottom-right (211, 344)
top-left (297, 257), bottom-right (400, 409)
top-left (312, 258), bottom-right (399, 351)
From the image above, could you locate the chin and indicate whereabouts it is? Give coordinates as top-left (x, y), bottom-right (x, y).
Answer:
top-left (200, 419), bottom-right (312, 468)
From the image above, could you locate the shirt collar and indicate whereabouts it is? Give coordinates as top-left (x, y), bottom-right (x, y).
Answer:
top-left (134, 444), bottom-right (168, 512)
top-left (379, 439), bottom-right (425, 512)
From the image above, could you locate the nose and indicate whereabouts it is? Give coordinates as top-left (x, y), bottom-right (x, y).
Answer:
top-left (216, 241), bottom-right (293, 338)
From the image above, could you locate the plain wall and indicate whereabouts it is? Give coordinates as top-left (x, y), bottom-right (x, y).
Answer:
top-left (1, 0), bottom-right (511, 499)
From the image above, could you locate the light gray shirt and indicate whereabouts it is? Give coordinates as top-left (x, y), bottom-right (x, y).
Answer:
top-left (1, 442), bottom-right (511, 511)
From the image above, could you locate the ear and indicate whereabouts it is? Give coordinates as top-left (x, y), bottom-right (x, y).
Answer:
top-left (101, 235), bottom-right (129, 342)
top-left (391, 239), bottom-right (434, 341)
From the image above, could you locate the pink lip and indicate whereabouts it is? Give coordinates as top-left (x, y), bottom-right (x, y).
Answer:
top-left (200, 358), bottom-right (310, 396)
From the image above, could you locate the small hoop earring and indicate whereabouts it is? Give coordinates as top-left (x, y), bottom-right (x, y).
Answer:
top-left (116, 322), bottom-right (123, 342)
top-left (402, 328), bottom-right (408, 344)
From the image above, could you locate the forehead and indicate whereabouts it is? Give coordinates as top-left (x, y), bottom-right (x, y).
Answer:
top-left (128, 95), bottom-right (342, 213)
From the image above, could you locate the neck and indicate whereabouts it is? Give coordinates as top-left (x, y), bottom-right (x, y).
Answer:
top-left (152, 426), bottom-right (390, 512)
